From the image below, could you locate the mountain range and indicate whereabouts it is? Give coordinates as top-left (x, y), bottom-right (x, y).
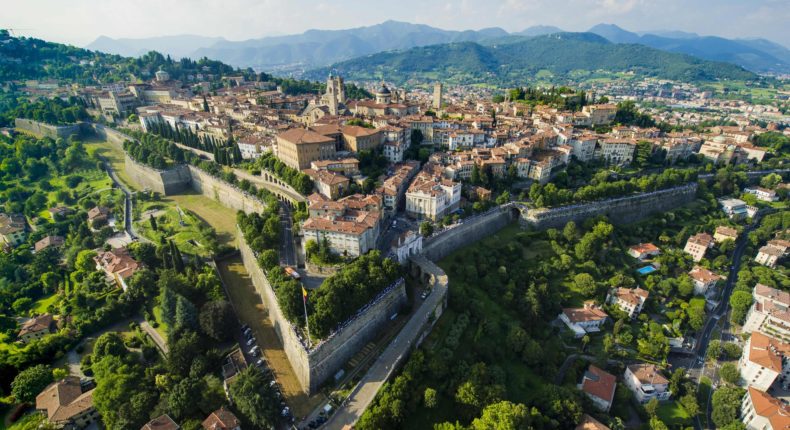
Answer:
top-left (84, 20), bottom-right (790, 75)
top-left (304, 33), bottom-right (757, 85)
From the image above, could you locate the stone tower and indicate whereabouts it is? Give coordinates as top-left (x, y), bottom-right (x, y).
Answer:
top-left (324, 74), bottom-right (345, 115)
top-left (432, 82), bottom-right (443, 110)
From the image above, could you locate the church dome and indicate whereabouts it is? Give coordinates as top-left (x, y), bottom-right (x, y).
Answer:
top-left (377, 84), bottom-right (391, 95)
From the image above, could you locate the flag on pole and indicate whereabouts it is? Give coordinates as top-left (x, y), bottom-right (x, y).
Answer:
top-left (302, 286), bottom-right (308, 304)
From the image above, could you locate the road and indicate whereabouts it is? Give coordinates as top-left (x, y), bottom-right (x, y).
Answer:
top-left (98, 156), bottom-right (151, 243)
top-left (672, 211), bottom-right (765, 429)
top-left (139, 321), bottom-right (169, 354)
top-left (324, 256), bottom-right (448, 430)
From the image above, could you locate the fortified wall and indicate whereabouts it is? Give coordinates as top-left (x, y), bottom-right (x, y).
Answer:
top-left (15, 118), bottom-right (80, 139)
top-left (522, 183), bottom-right (699, 230)
top-left (188, 166), bottom-right (267, 214)
top-left (422, 207), bottom-right (516, 261)
top-left (238, 227), bottom-right (407, 394)
top-left (124, 155), bottom-right (192, 195)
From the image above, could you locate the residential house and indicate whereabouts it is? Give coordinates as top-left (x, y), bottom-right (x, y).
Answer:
top-left (48, 206), bottom-right (74, 219)
top-left (624, 363), bottom-right (671, 403)
top-left (755, 240), bottom-right (790, 268)
top-left (714, 226), bottom-right (739, 243)
top-left (607, 287), bottom-right (649, 319)
top-left (0, 212), bottom-right (26, 248)
top-left (35, 235), bottom-right (65, 253)
top-left (741, 387), bottom-right (790, 430)
top-left (576, 414), bottom-right (611, 430)
top-left (719, 198), bottom-right (748, 219)
top-left (202, 407), bottom-right (241, 430)
top-left (94, 247), bottom-right (142, 291)
top-left (142, 415), bottom-right (181, 430)
top-left (744, 187), bottom-right (779, 202)
top-left (689, 266), bottom-right (723, 296)
top-left (87, 206), bottom-right (111, 228)
top-left (743, 284), bottom-right (790, 343)
top-left (559, 302), bottom-right (609, 338)
top-left (578, 365), bottom-right (617, 412)
top-left (628, 243), bottom-right (661, 260)
top-left (684, 233), bottom-right (714, 262)
top-left (737, 331), bottom-right (790, 391)
top-left (303, 168), bottom-right (349, 200)
top-left (36, 376), bottom-right (99, 429)
top-left (18, 314), bottom-right (54, 343)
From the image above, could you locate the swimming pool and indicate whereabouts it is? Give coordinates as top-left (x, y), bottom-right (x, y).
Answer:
top-left (637, 265), bottom-right (657, 275)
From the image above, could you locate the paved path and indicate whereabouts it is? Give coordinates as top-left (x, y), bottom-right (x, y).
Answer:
top-left (140, 321), bottom-right (168, 354)
top-left (325, 256), bottom-right (448, 430)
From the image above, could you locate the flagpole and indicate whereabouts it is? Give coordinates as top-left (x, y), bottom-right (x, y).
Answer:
top-left (302, 287), bottom-right (311, 349)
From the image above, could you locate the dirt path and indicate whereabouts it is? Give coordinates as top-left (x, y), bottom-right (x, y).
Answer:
top-left (217, 257), bottom-right (325, 418)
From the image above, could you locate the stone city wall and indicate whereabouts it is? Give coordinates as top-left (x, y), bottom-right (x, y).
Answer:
top-left (307, 277), bottom-right (406, 393)
top-left (124, 155), bottom-right (192, 195)
top-left (238, 228), bottom-right (312, 391)
top-left (522, 183), bottom-right (699, 230)
top-left (15, 118), bottom-right (80, 139)
top-left (422, 207), bottom-right (516, 261)
top-left (188, 166), bottom-right (267, 215)
top-left (238, 227), bottom-right (407, 394)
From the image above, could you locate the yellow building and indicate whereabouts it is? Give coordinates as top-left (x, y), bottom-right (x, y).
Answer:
top-left (275, 128), bottom-right (337, 170)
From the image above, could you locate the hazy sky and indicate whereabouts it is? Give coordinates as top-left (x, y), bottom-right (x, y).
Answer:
top-left (3, 0), bottom-right (790, 47)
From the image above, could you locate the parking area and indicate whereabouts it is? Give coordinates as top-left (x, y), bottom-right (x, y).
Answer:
top-left (217, 256), bottom-right (326, 419)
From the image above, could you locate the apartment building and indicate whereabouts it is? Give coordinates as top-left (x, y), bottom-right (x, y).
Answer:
top-left (684, 233), bottom-right (714, 262)
top-left (741, 387), bottom-right (790, 430)
top-left (301, 194), bottom-right (381, 257)
top-left (743, 284), bottom-right (790, 343)
top-left (405, 168), bottom-right (461, 221)
top-left (689, 266), bottom-right (723, 296)
top-left (737, 331), bottom-right (790, 391)
top-left (607, 287), bottom-right (649, 319)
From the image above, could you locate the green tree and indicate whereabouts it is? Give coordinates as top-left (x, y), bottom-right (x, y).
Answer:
top-left (719, 363), bottom-right (740, 385)
top-left (11, 364), bottom-right (54, 403)
top-left (573, 273), bottom-right (596, 297)
top-left (645, 398), bottom-right (659, 417)
top-left (199, 300), bottom-right (235, 342)
top-left (680, 393), bottom-right (700, 416)
top-left (711, 386), bottom-right (745, 428)
top-left (420, 221), bottom-right (434, 237)
top-left (424, 387), bottom-right (438, 408)
top-left (471, 401), bottom-right (529, 430)
top-left (75, 249), bottom-right (98, 273)
top-left (706, 340), bottom-right (722, 361)
top-left (93, 332), bottom-right (127, 360)
top-left (228, 367), bottom-right (280, 429)
top-left (730, 291), bottom-right (753, 324)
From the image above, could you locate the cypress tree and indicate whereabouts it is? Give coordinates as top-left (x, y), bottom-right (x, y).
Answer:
top-left (149, 214), bottom-right (158, 231)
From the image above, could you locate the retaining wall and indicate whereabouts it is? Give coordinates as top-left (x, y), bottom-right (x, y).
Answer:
top-left (188, 166), bottom-right (267, 214)
top-left (522, 183), bottom-right (699, 229)
top-left (15, 118), bottom-right (80, 139)
top-left (237, 228), bottom-right (407, 394)
top-left (422, 207), bottom-right (516, 261)
top-left (124, 155), bottom-right (192, 195)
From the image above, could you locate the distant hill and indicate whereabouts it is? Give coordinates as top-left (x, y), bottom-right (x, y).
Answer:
top-left (86, 35), bottom-right (226, 59)
top-left (305, 32), bottom-right (758, 85)
top-left (514, 25), bottom-right (564, 36)
top-left (189, 20), bottom-right (509, 69)
top-left (588, 23), bottom-right (790, 74)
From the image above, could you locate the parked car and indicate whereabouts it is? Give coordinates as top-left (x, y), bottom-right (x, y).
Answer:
top-left (246, 338), bottom-right (256, 346)
top-left (256, 359), bottom-right (265, 367)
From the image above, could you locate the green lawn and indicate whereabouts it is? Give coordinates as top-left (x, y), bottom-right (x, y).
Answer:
top-left (32, 294), bottom-right (59, 314)
top-left (657, 400), bottom-right (692, 426)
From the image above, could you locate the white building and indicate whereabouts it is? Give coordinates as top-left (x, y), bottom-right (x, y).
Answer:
top-left (743, 284), bottom-right (790, 343)
top-left (684, 232), bottom-right (714, 262)
top-left (607, 287), bottom-right (649, 319)
top-left (755, 240), bottom-right (790, 268)
top-left (405, 169), bottom-right (461, 221)
top-left (688, 266), bottom-right (723, 296)
top-left (301, 194), bottom-right (381, 258)
top-left (392, 230), bottom-right (423, 265)
top-left (623, 363), bottom-right (671, 403)
top-left (744, 187), bottom-right (778, 202)
top-left (719, 198), bottom-right (748, 219)
top-left (596, 139), bottom-right (636, 165)
top-left (559, 302), bottom-right (609, 338)
top-left (737, 331), bottom-right (790, 392)
top-left (741, 387), bottom-right (790, 430)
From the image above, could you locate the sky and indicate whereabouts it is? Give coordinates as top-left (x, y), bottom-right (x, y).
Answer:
top-left (3, 0), bottom-right (790, 47)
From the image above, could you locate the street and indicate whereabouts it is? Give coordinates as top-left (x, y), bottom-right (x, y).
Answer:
top-left (669, 211), bottom-right (765, 429)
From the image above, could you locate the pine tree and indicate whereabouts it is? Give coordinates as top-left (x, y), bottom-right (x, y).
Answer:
top-left (160, 287), bottom-right (177, 328)
top-left (174, 296), bottom-right (197, 331)
top-left (169, 240), bottom-right (184, 272)
top-left (149, 214), bottom-right (158, 231)
top-left (202, 96), bottom-right (209, 112)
